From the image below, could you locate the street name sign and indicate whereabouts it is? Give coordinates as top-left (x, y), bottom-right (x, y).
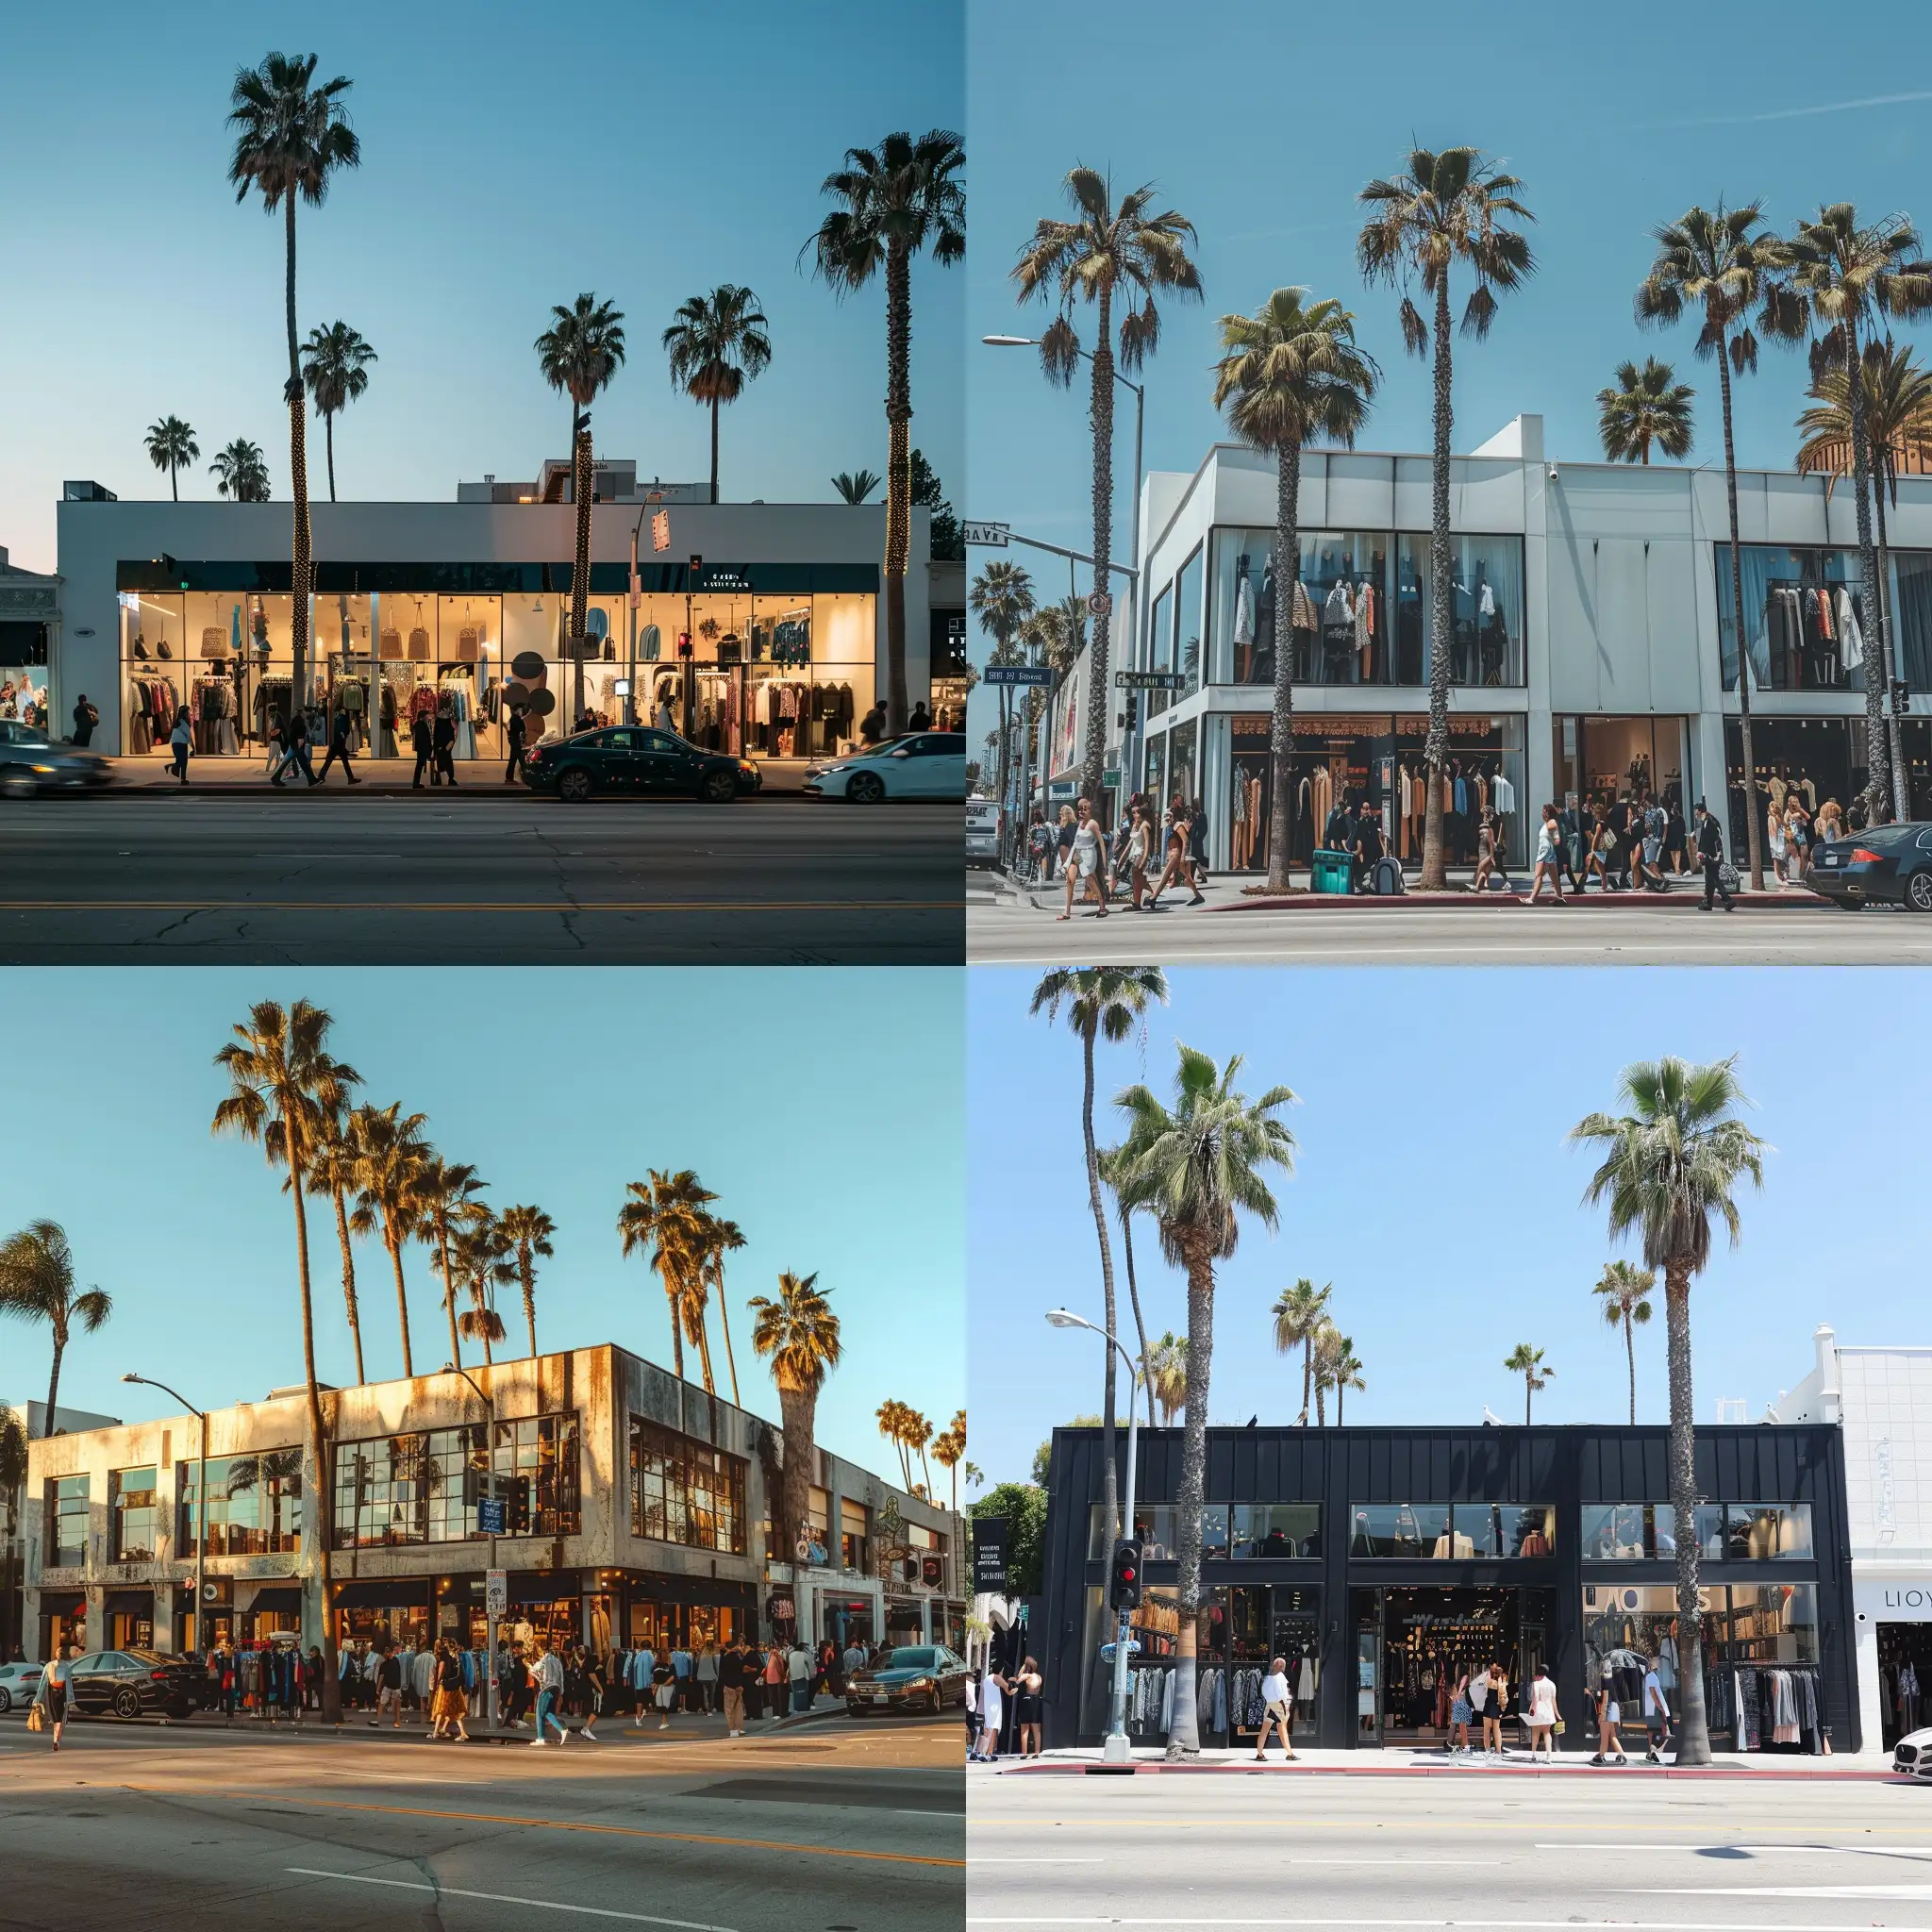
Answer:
top-left (1116, 670), bottom-right (1184, 691)
top-left (962, 521), bottom-right (1011, 547)
top-left (984, 664), bottom-right (1053, 687)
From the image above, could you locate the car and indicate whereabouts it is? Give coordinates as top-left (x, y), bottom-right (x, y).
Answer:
top-left (63, 1648), bottom-right (206, 1721)
top-left (844, 1644), bottom-right (972, 1716)
top-left (965, 798), bottom-right (1000, 865)
top-left (0, 1660), bottom-right (43, 1713)
top-left (522, 725), bottom-right (761, 804)
top-left (0, 718), bottom-right (115, 799)
top-left (1895, 1724), bottom-right (1932, 1778)
top-left (804, 732), bottom-right (967, 804)
top-left (1804, 823), bottom-right (1932, 912)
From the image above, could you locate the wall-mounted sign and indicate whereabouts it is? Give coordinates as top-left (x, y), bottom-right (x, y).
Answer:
top-left (699, 566), bottom-right (753, 593)
top-left (973, 1518), bottom-right (1008, 1592)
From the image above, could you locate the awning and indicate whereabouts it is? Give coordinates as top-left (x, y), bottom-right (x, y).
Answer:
top-left (245, 1586), bottom-right (302, 1614)
top-left (332, 1578), bottom-right (436, 1610)
top-left (104, 1589), bottom-right (156, 1617)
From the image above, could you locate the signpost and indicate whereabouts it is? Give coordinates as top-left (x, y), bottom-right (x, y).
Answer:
top-left (962, 521), bottom-right (1011, 547)
top-left (477, 1495), bottom-right (508, 1536)
top-left (984, 664), bottom-right (1052, 688)
top-left (1115, 670), bottom-right (1183, 691)
top-left (486, 1569), bottom-right (508, 1619)
top-left (973, 1517), bottom-right (1009, 1593)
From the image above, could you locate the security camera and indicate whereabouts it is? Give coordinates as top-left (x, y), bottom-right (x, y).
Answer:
top-left (1546, 464), bottom-right (1560, 484)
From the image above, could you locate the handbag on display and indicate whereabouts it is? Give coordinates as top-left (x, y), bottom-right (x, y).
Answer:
top-left (380, 628), bottom-right (401, 658)
top-left (201, 626), bottom-right (225, 658)
top-left (408, 626), bottom-right (431, 661)
top-left (458, 626), bottom-right (480, 662)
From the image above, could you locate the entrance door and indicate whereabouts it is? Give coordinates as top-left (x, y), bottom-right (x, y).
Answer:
top-left (1878, 1621), bottom-right (1932, 1749)
top-left (1354, 1590), bottom-right (1382, 1744)
top-left (1376, 1586), bottom-right (1522, 1743)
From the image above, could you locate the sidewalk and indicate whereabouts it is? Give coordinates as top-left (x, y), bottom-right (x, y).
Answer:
top-left (986, 1742), bottom-right (1898, 1779)
top-left (97, 757), bottom-right (816, 795)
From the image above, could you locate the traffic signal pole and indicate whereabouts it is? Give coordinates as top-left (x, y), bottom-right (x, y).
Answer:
top-left (1104, 1382), bottom-right (1140, 1765)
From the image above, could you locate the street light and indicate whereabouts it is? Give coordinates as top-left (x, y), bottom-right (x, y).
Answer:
top-left (443, 1361), bottom-right (501, 1729)
top-left (123, 1373), bottom-right (205, 1659)
top-left (1044, 1307), bottom-right (1140, 1766)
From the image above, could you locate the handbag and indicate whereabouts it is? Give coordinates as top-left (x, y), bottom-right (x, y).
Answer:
top-left (26, 1701), bottom-right (43, 1731)
top-left (1718, 861), bottom-right (1740, 894)
top-left (408, 626), bottom-right (431, 661)
top-left (201, 625), bottom-right (226, 658)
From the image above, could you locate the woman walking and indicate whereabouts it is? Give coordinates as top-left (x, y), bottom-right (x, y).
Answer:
top-left (431, 1638), bottom-right (470, 1743)
top-left (529, 1641), bottom-right (569, 1747)
top-left (578, 1644), bottom-right (606, 1742)
top-left (168, 708), bottom-right (192, 785)
top-left (1526, 1661), bottom-right (1559, 1762)
top-left (37, 1644), bottom-right (73, 1751)
top-left (1447, 1668), bottom-right (1474, 1753)
top-left (696, 1640), bottom-right (721, 1717)
top-left (1481, 1659), bottom-right (1509, 1757)
top-left (1529, 805), bottom-right (1567, 905)
top-left (1254, 1655), bottom-right (1296, 1762)
top-left (978, 1667), bottom-right (1006, 1765)
top-left (1470, 807), bottom-right (1500, 894)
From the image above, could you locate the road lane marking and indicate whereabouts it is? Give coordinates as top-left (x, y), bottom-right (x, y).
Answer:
top-left (964, 1921), bottom-right (1932, 1929)
top-left (1638, 1888), bottom-right (1932, 1900)
top-left (287, 1869), bottom-right (737, 1927)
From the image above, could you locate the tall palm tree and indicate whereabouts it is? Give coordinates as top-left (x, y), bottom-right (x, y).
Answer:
top-left (1014, 169), bottom-right (1201, 808)
top-left (1096, 1141), bottom-right (1152, 1393)
top-left (832, 469), bottom-right (881, 504)
top-left (226, 53), bottom-right (360, 705)
top-left (1357, 148), bottom-right (1535, 889)
top-left (1331, 1339), bottom-right (1365, 1425)
top-left (906, 1409), bottom-right (935, 1498)
top-left (875, 1399), bottom-right (914, 1489)
top-left (662, 286), bottom-right (773, 505)
top-left (1637, 202), bottom-right (1797, 891)
top-left (345, 1102), bottom-right (431, 1377)
top-left (1270, 1278), bottom-right (1333, 1426)
top-left (933, 1412), bottom-right (966, 1510)
top-left (1786, 207), bottom-right (1932, 822)
top-left (209, 439), bottom-right (271, 502)
top-left (496, 1204), bottom-right (556, 1360)
top-left (617, 1169), bottom-right (717, 1387)
top-left (145, 416), bottom-right (199, 500)
top-left (1114, 1041), bottom-right (1297, 1757)
top-left (211, 998), bottom-right (358, 1723)
top-left (0, 1222), bottom-right (112, 1438)
top-left (1593, 1258), bottom-right (1656, 1425)
top-left (1572, 1054), bottom-right (1768, 1766)
top-left (304, 1108), bottom-right (368, 1385)
top-left (300, 320), bottom-right (375, 503)
top-left (1308, 1321), bottom-right (1342, 1425)
top-left (1597, 358), bottom-right (1694, 465)
top-left (700, 1215), bottom-right (746, 1407)
top-left (1030, 966), bottom-right (1171, 1552)
top-left (453, 1210), bottom-right (514, 1367)
top-left (1212, 288), bottom-right (1380, 890)
top-left (1141, 1331), bottom-right (1189, 1425)
top-left (535, 292), bottom-right (627, 725)
top-left (417, 1158), bottom-right (487, 1373)
top-left (748, 1270), bottom-right (842, 1564)
top-left (1503, 1342), bottom-right (1554, 1424)
top-left (971, 559), bottom-right (1039, 859)
top-left (0, 1407), bottom-right (24, 1657)
top-left (807, 129), bottom-right (966, 734)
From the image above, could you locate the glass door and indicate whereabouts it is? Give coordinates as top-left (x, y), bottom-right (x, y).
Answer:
top-left (1354, 1588), bottom-right (1382, 1743)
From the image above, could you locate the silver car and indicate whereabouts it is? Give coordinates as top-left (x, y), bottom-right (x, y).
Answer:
top-left (0, 719), bottom-right (114, 798)
top-left (0, 1660), bottom-right (44, 1712)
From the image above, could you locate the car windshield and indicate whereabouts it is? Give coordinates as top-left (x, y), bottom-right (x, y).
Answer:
top-left (122, 1650), bottom-right (172, 1666)
top-left (878, 1647), bottom-right (939, 1670)
top-left (1836, 824), bottom-right (1917, 848)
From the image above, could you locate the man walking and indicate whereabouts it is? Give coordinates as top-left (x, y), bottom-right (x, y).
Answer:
top-left (1694, 799), bottom-right (1734, 911)
top-left (410, 709), bottom-right (434, 790)
top-left (720, 1638), bottom-right (748, 1739)
top-left (528, 1641), bottom-right (569, 1747)
top-left (1641, 1653), bottom-right (1673, 1763)
top-left (505, 705), bottom-right (527, 785)
top-left (315, 707), bottom-right (361, 786)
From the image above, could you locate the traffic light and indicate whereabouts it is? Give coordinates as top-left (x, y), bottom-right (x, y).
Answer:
top-left (1124, 692), bottom-right (1140, 732)
top-left (677, 630), bottom-right (692, 658)
top-left (1893, 678), bottom-right (1912, 716)
top-left (1108, 1537), bottom-right (1143, 1613)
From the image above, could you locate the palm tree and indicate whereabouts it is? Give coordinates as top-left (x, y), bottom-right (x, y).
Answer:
top-left (662, 286), bottom-right (773, 505)
top-left (1141, 1331), bottom-right (1189, 1425)
top-left (972, 558), bottom-right (1039, 857)
top-left (961, 1459), bottom-right (985, 1491)
top-left (807, 129), bottom-right (966, 734)
top-left (1331, 1339), bottom-right (1365, 1425)
top-left (345, 1102), bottom-right (431, 1377)
top-left (1014, 170), bottom-right (1201, 808)
top-left (453, 1210), bottom-right (514, 1367)
top-left (1594, 1258), bottom-right (1656, 1425)
top-left (1572, 1054), bottom-right (1768, 1766)
top-left (700, 1214), bottom-right (746, 1406)
top-left (832, 469), bottom-right (881, 504)
top-left (145, 417), bottom-right (199, 500)
top-left (1503, 1342), bottom-right (1554, 1424)
top-left (875, 1399), bottom-right (914, 1489)
top-left (1357, 148), bottom-right (1535, 890)
top-left (1270, 1277), bottom-right (1333, 1426)
top-left (535, 292), bottom-right (627, 725)
top-left (1114, 1042), bottom-right (1297, 1757)
top-left (1096, 1141), bottom-right (1153, 1394)
top-left (748, 1270), bottom-right (842, 1564)
top-left (304, 1108), bottom-right (368, 1385)
top-left (904, 1409), bottom-right (935, 1498)
top-left (417, 1158), bottom-right (487, 1373)
top-left (497, 1205), bottom-right (556, 1360)
top-left (1212, 288), bottom-right (1380, 890)
top-left (1308, 1322), bottom-right (1342, 1425)
top-left (226, 53), bottom-right (360, 705)
top-left (300, 320), bottom-right (376, 503)
top-left (1637, 202), bottom-right (1796, 891)
top-left (1030, 966), bottom-right (1171, 1552)
top-left (0, 1407), bottom-right (24, 1657)
top-left (210, 998), bottom-right (358, 1724)
top-left (617, 1169), bottom-right (717, 1386)
top-left (1786, 208), bottom-right (1932, 820)
top-left (209, 439), bottom-right (271, 502)
top-left (0, 1222), bottom-right (112, 1438)
top-left (933, 1414), bottom-right (966, 1510)
top-left (1597, 358), bottom-right (1694, 465)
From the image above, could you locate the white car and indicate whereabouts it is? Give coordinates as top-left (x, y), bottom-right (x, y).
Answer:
top-left (0, 1660), bottom-right (44, 1713)
top-left (804, 732), bottom-right (967, 803)
top-left (1894, 1726), bottom-right (1932, 1778)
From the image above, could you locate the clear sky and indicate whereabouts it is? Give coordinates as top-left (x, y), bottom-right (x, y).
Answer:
top-left (0, 969), bottom-right (964, 1481)
top-left (0, 0), bottom-right (963, 571)
top-left (962, 0), bottom-right (1932, 751)
top-left (968, 965), bottom-right (1927, 1488)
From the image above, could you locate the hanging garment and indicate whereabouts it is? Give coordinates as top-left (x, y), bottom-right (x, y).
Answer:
top-left (1234, 573), bottom-right (1256, 647)
top-left (1838, 587), bottom-right (1864, 672)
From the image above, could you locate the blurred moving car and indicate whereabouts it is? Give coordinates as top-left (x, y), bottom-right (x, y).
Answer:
top-left (805, 732), bottom-right (967, 803)
top-left (844, 1643), bottom-right (972, 1715)
top-left (523, 726), bottom-right (760, 803)
top-left (965, 798), bottom-right (1000, 865)
top-left (1804, 823), bottom-right (1932, 912)
top-left (63, 1649), bottom-right (206, 1721)
top-left (0, 1659), bottom-right (43, 1712)
top-left (0, 719), bottom-right (115, 798)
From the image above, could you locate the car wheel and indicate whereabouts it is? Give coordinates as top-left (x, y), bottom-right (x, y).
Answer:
top-left (1908, 871), bottom-right (1932, 914)
top-left (699, 768), bottom-right (737, 804)
top-left (0, 769), bottom-right (36, 801)
top-left (847, 771), bottom-right (886, 805)
top-left (112, 1687), bottom-right (142, 1721)
top-left (0, 1688), bottom-right (11, 1713)
top-left (930, 1689), bottom-right (944, 1717)
top-left (557, 768), bottom-right (593, 804)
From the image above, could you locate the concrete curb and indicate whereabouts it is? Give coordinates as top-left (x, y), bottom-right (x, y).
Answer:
top-left (991, 1757), bottom-right (1897, 1781)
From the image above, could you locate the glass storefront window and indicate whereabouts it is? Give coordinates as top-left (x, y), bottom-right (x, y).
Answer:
top-left (1148, 582), bottom-right (1173, 720)
top-left (1723, 716), bottom-right (1865, 859)
top-left (1393, 535), bottom-right (1430, 685)
top-left (1506, 1506), bottom-right (1557, 1556)
top-left (1714, 544), bottom-right (1869, 692)
top-left (332, 1412), bottom-right (579, 1548)
top-left (1445, 535), bottom-right (1524, 687)
top-left (1581, 1582), bottom-right (1705, 1685)
top-left (630, 1416), bottom-right (747, 1554)
top-left (1725, 1504), bottom-right (1814, 1560)
top-left (1894, 550), bottom-right (1932, 692)
top-left (1166, 718), bottom-right (1199, 817)
top-left (1231, 1504), bottom-right (1320, 1558)
top-left (1175, 547), bottom-right (1204, 698)
top-left (48, 1474), bottom-right (88, 1568)
top-left (1349, 1504), bottom-right (1450, 1558)
top-left (1714, 1582), bottom-right (1819, 1665)
top-left (110, 1467), bottom-right (158, 1562)
top-left (179, 1449), bottom-right (303, 1557)
top-left (1582, 1503), bottom-right (1657, 1559)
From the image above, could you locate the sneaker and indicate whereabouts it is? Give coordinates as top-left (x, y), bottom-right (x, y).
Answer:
top-left (1590, 1753), bottom-right (1607, 1764)
top-left (529, 1738), bottom-right (547, 1747)
top-left (557, 1727), bottom-right (569, 1746)
top-left (581, 1728), bottom-right (600, 1742)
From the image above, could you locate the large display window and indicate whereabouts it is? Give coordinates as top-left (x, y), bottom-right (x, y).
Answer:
top-left (1723, 716), bottom-right (1865, 856)
top-left (1715, 544), bottom-right (1872, 692)
top-left (1554, 715), bottom-right (1692, 823)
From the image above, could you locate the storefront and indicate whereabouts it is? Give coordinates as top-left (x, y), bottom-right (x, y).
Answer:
top-left (1723, 716), bottom-right (1866, 856)
top-left (1038, 1420), bottom-right (1856, 1753)
top-left (0, 550), bottom-right (58, 731)
top-left (1553, 715), bottom-right (1694, 819)
top-left (1862, 1579), bottom-right (1932, 1750)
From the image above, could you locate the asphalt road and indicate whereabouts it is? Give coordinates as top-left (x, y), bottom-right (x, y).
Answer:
top-left (967, 1762), bottom-right (1932, 1928)
top-left (0, 1708), bottom-right (960, 1931)
top-left (0, 797), bottom-right (962, 964)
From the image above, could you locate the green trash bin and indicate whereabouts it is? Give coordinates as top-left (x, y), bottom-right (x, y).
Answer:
top-left (1310, 847), bottom-right (1352, 895)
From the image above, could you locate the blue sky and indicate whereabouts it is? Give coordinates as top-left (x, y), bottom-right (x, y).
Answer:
top-left (968, 966), bottom-right (1927, 1488)
top-left (962, 0), bottom-right (1932, 750)
top-left (0, 0), bottom-right (963, 571)
top-left (0, 970), bottom-right (964, 1478)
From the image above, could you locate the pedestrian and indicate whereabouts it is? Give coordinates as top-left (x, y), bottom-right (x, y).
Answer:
top-left (579, 1646), bottom-right (606, 1741)
top-left (1467, 1653), bottom-right (1491, 1740)
top-left (1470, 806), bottom-right (1499, 893)
top-left (433, 708), bottom-right (458, 788)
top-left (432, 1637), bottom-right (470, 1742)
top-left (1058, 796), bottom-right (1109, 920)
top-left (529, 1641), bottom-right (569, 1747)
top-left (1447, 1668), bottom-right (1474, 1753)
top-left (1559, 797), bottom-right (1588, 894)
top-left (696, 1639), bottom-right (721, 1715)
top-left (628, 1639), bottom-right (657, 1727)
top-left (1639, 792), bottom-right (1669, 891)
top-left (505, 1644), bottom-right (533, 1726)
top-left (1767, 792), bottom-right (1789, 884)
top-left (1694, 799), bottom-right (1734, 911)
top-left (671, 1637), bottom-right (694, 1711)
top-left (653, 1653), bottom-right (677, 1728)
top-left (1816, 797), bottom-right (1845, 847)
top-left (1665, 795), bottom-right (1690, 875)
top-left (978, 1668), bottom-right (1005, 1764)
top-left (1585, 806), bottom-right (1616, 891)
top-left (1591, 1666), bottom-right (1626, 1765)
top-left (315, 706), bottom-right (361, 785)
top-left (35, 1643), bottom-right (72, 1751)
top-left (211, 1640), bottom-right (237, 1723)
top-left (1641, 1653), bottom-right (1672, 1763)
top-left (1255, 1655), bottom-right (1295, 1762)
top-left (1354, 798), bottom-right (1387, 893)
top-left (409, 709), bottom-right (434, 790)
top-left (1526, 1661), bottom-right (1559, 1762)
top-left (1027, 808), bottom-right (1055, 883)
top-left (1189, 796), bottom-right (1209, 886)
top-left (1054, 801), bottom-right (1076, 885)
top-left (858, 699), bottom-right (887, 747)
top-left (1147, 798), bottom-right (1204, 909)
top-left (963, 1670), bottom-right (983, 1759)
top-left (1529, 804), bottom-right (1567, 905)
top-left (71, 693), bottom-right (97, 747)
top-left (720, 1638), bottom-right (748, 1738)
top-left (1783, 796), bottom-right (1810, 885)
top-left (908, 701), bottom-right (932, 732)
top-left (504, 705), bottom-right (527, 784)
top-left (270, 709), bottom-right (308, 787)
top-left (306, 1644), bottom-right (325, 1712)
top-left (761, 1639), bottom-right (786, 1723)
top-left (375, 1643), bottom-right (403, 1728)
top-left (788, 1637), bottom-right (813, 1715)
top-left (1482, 1659), bottom-right (1509, 1756)
top-left (1123, 798), bottom-right (1153, 910)
top-left (168, 707), bottom-right (192, 785)
top-left (1013, 1656), bottom-right (1045, 1759)
top-left (842, 1634), bottom-right (868, 1682)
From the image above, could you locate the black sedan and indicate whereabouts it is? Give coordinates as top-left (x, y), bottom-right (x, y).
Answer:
top-left (523, 726), bottom-right (761, 804)
top-left (64, 1649), bottom-right (205, 1721)
top-left (844, 1644), bottom-right (972, 1716)
top-left (1804, 823), bottom-right (1932, 912)
top-left (0, 719), bottom-right (115, 798)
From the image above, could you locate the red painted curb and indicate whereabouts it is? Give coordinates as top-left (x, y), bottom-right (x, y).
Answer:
top-left (1211, 891), bottom-right (1823, 915)
top-left (993, 1761), bottom-right (1897, 1781)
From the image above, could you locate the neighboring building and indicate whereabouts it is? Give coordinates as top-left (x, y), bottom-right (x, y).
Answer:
top-left (21, 1345), bottom-right (959, 1664)
top-left (2, 1400), bottom-right (122, 1661)
top-left (1057, 415), bottom-right (1932, 851)
top-left (1038, 1419), bottom-right (1856, 1754)
top-left (929, 556), bottom-right (967, 732)
top-left (1775, 1325), bottom-right (1932, 1754)
top-left (0, 544), bottom-right (60, 734)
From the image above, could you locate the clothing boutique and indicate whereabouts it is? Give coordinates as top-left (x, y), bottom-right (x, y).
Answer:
top-left (1037, 1420), bottom-right (1857, 1753)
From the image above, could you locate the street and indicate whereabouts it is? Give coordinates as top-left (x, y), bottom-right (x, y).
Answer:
top-left (0, 1709), bottom-right (960, 1931)
top-left (0, 797), bottom-right (962, 963)
top-left (967, 1758), bottom-right (1932, 1928)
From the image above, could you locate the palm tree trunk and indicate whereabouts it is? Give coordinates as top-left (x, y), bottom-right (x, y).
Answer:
top-left (996, 684), bottom-right (1012, 857)
top-left (1845, 322), bottom-right (1892, 821)
top-left (1524, 1374), bottom-right (1532, 1427)
top-left (1625, 1313), bottom-right (1638, 1426)
top-left (1083, 288), bottom-right (1115, 816)
top-left (385, 1225), bottom-right (413, 1378)
top-left (288, 1162), bottom-right (340, 1724)
top-left (521, 1257), bottom-right (538, 1360)
top-left (1420, 279), bottom-right (1455, 891)
top-left (778, 1383), bottom-right (815, 1568)
top-left (1874, 473), bottom-right (1908, 821)
top-left (44, 1333), bottom-right (65, 1441)
top-left (1117, 1202), bottom-right (1149, 1391)
top-left (712, 1264), bottom-right (741, 1407)
top-left (572, 423), bottom-right (592, 727)
top-left (1300, 1340), bottom-right (1312, 1428)
top-left (438, 1224), bottom-right (461, 1371)
top-left (709, 394), bottom-right (721, 506)
top-left (663, 1281), bottom-right (685, 1382)
top-left (1267, 438), bottom-right (1302, 891)
top-left (1315, 1380), bottom-right (1326, 1427)
top-left (883, 238), bottom-right (913, 735)
top-left (1166, 1245), bottom-right (1214, 1759)
top-left (1337, 1381), bottom-right (1346, 1426)
top-left (1082, 1029), bottom-right (1120, 1554)
top-left (690, 1300), bottom-right (717, 1396)
top-left (284, 195), bottom-right (311, 707)
top-left (331, 1187), bottom-right (364, 1385)
top-left (170, 462), bottom-right (179, 503)
top-left (476, 1283), bottom-right (494, 1367)
top-left (1717, 344), bottom-right (1766, 890)
top-left (325, 411), bottom-right (338, 505)
top-left (1664, 1257), bottom-right (1709, 1764)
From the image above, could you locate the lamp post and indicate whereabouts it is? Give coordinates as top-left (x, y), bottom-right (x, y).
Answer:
top-left (1044, 1308), bottom-right (1140, 1765)
top-left (122, 1373), bottom-right (204, 1659)
top-left (443, 1361), bottom-right (499, 1728)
